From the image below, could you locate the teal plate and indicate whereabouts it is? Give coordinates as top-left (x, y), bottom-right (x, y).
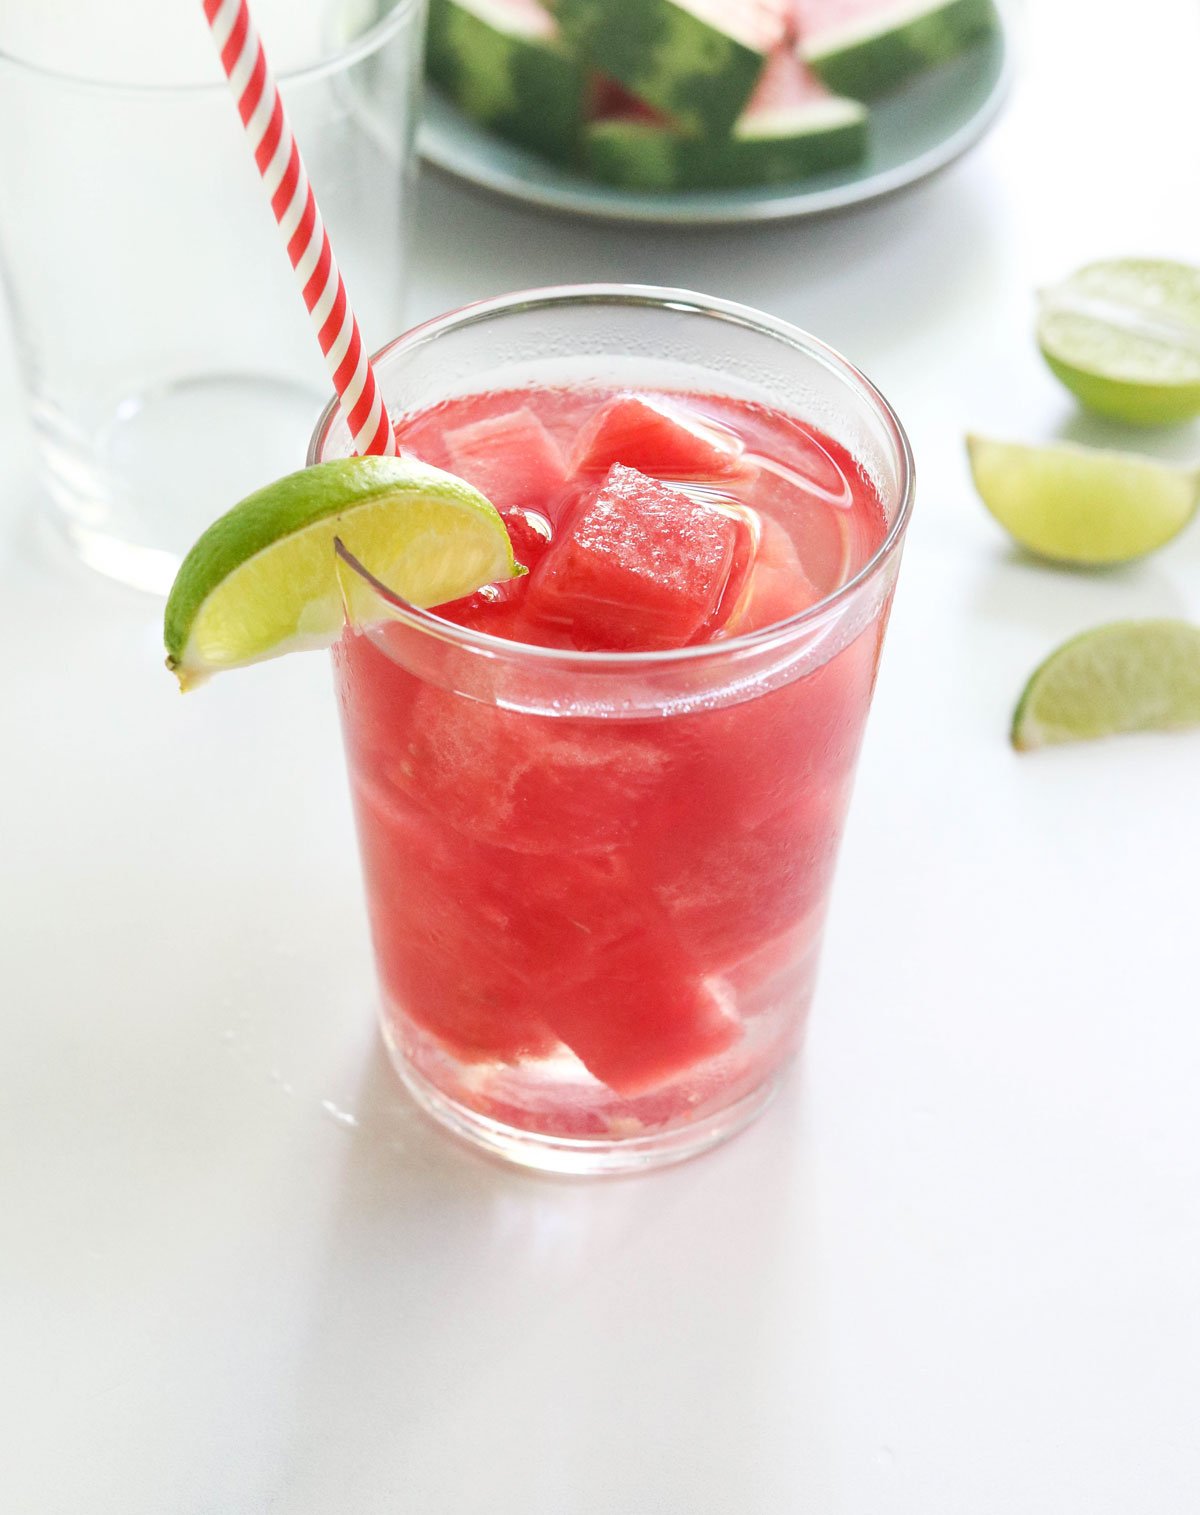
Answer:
top-left (417, 19), bottom-right (1012, 226)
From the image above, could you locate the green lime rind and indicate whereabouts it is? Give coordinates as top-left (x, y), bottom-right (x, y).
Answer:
top-left (966, 434), bottom-right (1200, 566)
top-left (1037, 258), bottom-right (1200, 426)
top-left (164, 455), bottom-right (519, 689)
top-left (1040, 352), bottom-right (1200, 427)
top-left (1012, 619), bottom-right (1200, 751)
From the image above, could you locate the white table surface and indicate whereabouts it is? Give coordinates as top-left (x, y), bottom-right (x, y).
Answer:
top-left (3, 4), bottom-right (1199, 1511)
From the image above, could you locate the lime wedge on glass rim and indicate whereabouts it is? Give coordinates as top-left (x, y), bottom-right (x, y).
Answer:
top-left (1012, 620), bottom-right (1200, 751)
top-left (163, 456), bottom-right (521, 689)
top-left (966, 434), bottom-right (1200, 565)
top-left (1037, 258), bottom-right (1200, 426)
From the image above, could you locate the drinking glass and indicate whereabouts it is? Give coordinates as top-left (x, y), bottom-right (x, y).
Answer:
top-left (0, 0), bottom-right (424, 593)
top-left (311, 286), bottom-right (914, 1174)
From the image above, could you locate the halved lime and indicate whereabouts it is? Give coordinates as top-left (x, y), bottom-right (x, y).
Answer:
top-left (164, 456), bottom-right (520, 689)
top-left (1037, 258), bottom-right (1200, 425)
top-left (966, 434), bottom-right (1200, 566)
top-left (1012, 620), bottom-right (1200, 751)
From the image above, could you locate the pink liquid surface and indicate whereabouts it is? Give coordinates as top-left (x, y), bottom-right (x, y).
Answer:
top-left (333, 387), bottom-right (891, 1142)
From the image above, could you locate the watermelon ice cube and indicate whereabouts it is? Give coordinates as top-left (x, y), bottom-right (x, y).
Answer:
top-left (444, 405), bottom-right (568, 516)
top-left (571, 392), bottom-right (746, 479)
top-left (532, 916), bottom-right (740, 1095)
top-left (725, 515), bottom-right (821, 634)
top-left (351, 794), bottom-right (559, 1065)
top-left (398, 679), bottom-right (673, 854)
top-left (525, 463), bottom-right (742, 651)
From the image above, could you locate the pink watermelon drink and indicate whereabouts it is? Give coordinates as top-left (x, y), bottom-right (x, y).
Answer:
top-left (311, 287), bottom-right (912, 1173)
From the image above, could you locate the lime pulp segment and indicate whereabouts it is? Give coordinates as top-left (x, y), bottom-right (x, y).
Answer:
top-left (966, 434), bottom-right (1200, 566)
top-left (1012, 619), bottom-right (1200, 751)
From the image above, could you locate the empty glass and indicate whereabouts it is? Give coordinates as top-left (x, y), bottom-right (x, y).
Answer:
top-left (0, 0), bottom-right (424, 592)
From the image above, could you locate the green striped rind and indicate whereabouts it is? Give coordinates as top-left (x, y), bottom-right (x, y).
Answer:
top-left (1012, 620), bottom-right (1200, 751)
top-left (803, 0), bottom-right (997, 99)
top-left (585, 99), bottom-right (867, 191)
top-left (426, 0), bottom-right (587, 163)
top-left (586, 122), bottom-right (684, 191)
top-left (557, 0), bottom-right (772, 136)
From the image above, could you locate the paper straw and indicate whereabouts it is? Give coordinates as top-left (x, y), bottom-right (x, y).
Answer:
top-left (201, 0), bottom-right (397, 457)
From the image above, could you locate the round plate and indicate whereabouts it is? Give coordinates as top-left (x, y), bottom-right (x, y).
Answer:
top-left (418, 21), bottom-right (1013, 226)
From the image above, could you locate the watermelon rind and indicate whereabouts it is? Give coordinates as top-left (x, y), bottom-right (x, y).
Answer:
top-left (801, 0), bottom-right (997, 99)
top-left (425, 0), bottom-right (587, 164)
top-left (556, 0), bottom-right (783, 137)
top-left (585, 96), bottom-right (867, 191)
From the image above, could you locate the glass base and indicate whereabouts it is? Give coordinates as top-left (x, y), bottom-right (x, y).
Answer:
top-left (381, 1025), bottom-right (787, 1176)
top-left (37, 370), bottom-right (326, 594)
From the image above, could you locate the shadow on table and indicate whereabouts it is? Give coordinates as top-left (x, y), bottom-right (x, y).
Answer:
top-left (272, 1037), bottom-right (839, 1510)
top-left (964, 547), bottom-right (1190, 642)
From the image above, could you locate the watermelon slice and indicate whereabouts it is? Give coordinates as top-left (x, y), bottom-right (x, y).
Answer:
top-left (794, 0), bottom-right (998, 99)
top-left (524, 464), bottom-right (742, 651)
top-left (585, 48), bottom-right (867, 191)
top-left (571, 392), bottom-right (746, 478)
top-left (444, 405), bottom-right (569, 516)
top-left (426, 0), bottom-right (587, 163)
top-left (556, 0), bottom-right (790, 137)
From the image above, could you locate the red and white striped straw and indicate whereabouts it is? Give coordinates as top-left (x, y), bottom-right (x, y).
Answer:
top-left (201, 0), bottom-right (397, 458)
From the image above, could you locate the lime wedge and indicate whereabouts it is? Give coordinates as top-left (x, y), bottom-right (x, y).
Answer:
top-left (1012, 620), bottom-right (1200, 751)
top-left (164, 456), bottom-right (520, 689)
top-left (966, 434), bottom-right (1200, 566)
top-left (1037, 258), bottom-right (1200, 425)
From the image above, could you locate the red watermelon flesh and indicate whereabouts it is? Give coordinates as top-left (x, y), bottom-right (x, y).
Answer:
top-left (742, 37), bottom-right (838, 114)
top-left (688, 0), bottom-right (792, 51)
top-left (570, 392), bottom-right (747, 479)
top-left (357, 763), bottom-right (740, 1089)
top-left (524, 463), bottom-right (743, 651)
top-left (590, 75), bottom-right (673, 125)
top-left (350, 787), bottom-right (559, 1065)
top-left (531, 917), bottom-right (740, 1095)
top-left (444, 405), bottom-right (568, 515)
top-left (434, 506), bottom-right (554, 635)
top-left (498, 506), bottom-right (554, 577)
top-left (793, 0), bottom-right (899, 31)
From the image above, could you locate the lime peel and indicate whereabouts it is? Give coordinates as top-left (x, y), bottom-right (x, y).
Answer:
top-left (1012, 619), bottom-right (1200, 751)
top-left (164, 456), bottom-right (520, 689)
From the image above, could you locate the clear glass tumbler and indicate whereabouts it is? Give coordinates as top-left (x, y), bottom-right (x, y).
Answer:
top-left (0, 0), bottom-right (424, 593)
top-left (311, 286), bottom-right (914, 1175)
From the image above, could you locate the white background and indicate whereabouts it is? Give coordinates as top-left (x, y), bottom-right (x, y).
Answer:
top-left (2, 3), bottom-right (1199, 1510)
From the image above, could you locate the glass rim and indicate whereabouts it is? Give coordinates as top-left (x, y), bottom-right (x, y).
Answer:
top-left (0, 0), bottom-right (422, 96)
top-left (310, 283), bottom-right (916, 671)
